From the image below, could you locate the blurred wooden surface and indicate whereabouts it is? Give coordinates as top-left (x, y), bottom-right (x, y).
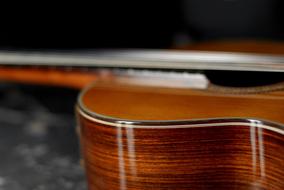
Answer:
top-left (178, 40), bottom-right (284, 55)
top-left (0, 67), bottom-right (99, 89)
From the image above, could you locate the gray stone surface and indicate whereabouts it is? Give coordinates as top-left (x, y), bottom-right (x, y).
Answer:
top-left (0, 84), bottom-right (86, 190)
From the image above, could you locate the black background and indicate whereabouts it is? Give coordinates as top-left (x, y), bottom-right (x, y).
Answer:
top-left (0, 0), bottom-right (283, 49)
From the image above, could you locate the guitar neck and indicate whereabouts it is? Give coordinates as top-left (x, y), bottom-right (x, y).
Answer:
top-left (0, 49), bottom-right (283, 89)
top-left (0, 49), bottom-right (284, 72)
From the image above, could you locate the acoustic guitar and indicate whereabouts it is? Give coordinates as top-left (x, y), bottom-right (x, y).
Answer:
top-left (1, 41), bottom-right (284, 189)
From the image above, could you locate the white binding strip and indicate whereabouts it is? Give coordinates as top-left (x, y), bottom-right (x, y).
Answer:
top-left (78, 109), bottom-right (284, 135)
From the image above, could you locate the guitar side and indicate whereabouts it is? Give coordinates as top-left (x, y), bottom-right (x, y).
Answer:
top-left (77, 83), bottom-right (284, 190)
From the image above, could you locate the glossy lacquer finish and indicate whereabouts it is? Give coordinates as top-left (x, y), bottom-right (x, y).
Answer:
top-left (77, 83), bottom-right (284, 190)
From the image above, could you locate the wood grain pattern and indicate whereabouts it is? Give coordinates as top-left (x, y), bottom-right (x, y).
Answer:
top-left (78, 113), bottom-right (284, 190)
top-left (77, 83), bottom-right (284, 190)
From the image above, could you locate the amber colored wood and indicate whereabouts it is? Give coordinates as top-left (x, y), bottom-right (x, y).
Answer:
top-left (0, 67), bottom-right (100, 89)
top-left (79, 118), bottom-right (284, 190)
top-left (78, 83), bottom-right (284, 190)
top-left (81, 83), bottom-right (284, 124)
top-left (177, 40), bottom-right (284, 55)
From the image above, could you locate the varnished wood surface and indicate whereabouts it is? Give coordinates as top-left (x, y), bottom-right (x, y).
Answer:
top-left (177, 40), bottom-right (284, 55)
top-left (78, 83), bottom-right (284, 190)
top-left (78, 112), bottom-right (284, 190)
top-left (0, 67), bottom-right (100, 89)
top-left (80, 83), bottom-right (284, 124)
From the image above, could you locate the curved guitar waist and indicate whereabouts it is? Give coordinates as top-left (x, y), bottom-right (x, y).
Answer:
top-left (77, 83), bottom-right (284, 190)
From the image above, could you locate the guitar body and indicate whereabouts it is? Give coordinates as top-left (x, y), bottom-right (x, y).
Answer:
top-left (77, 83), bottom-right (284, 190)
top-left (0, 41), bottom-right (283, 189)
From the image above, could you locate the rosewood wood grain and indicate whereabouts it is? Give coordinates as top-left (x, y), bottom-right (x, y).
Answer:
top-left (77, 83), bottom-right (284, 190)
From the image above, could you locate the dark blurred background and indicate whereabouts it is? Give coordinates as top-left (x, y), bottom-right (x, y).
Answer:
top-left (0, 1), bottom-right (283, 189)
top-left (1, 0), bottom-right (283, 49)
